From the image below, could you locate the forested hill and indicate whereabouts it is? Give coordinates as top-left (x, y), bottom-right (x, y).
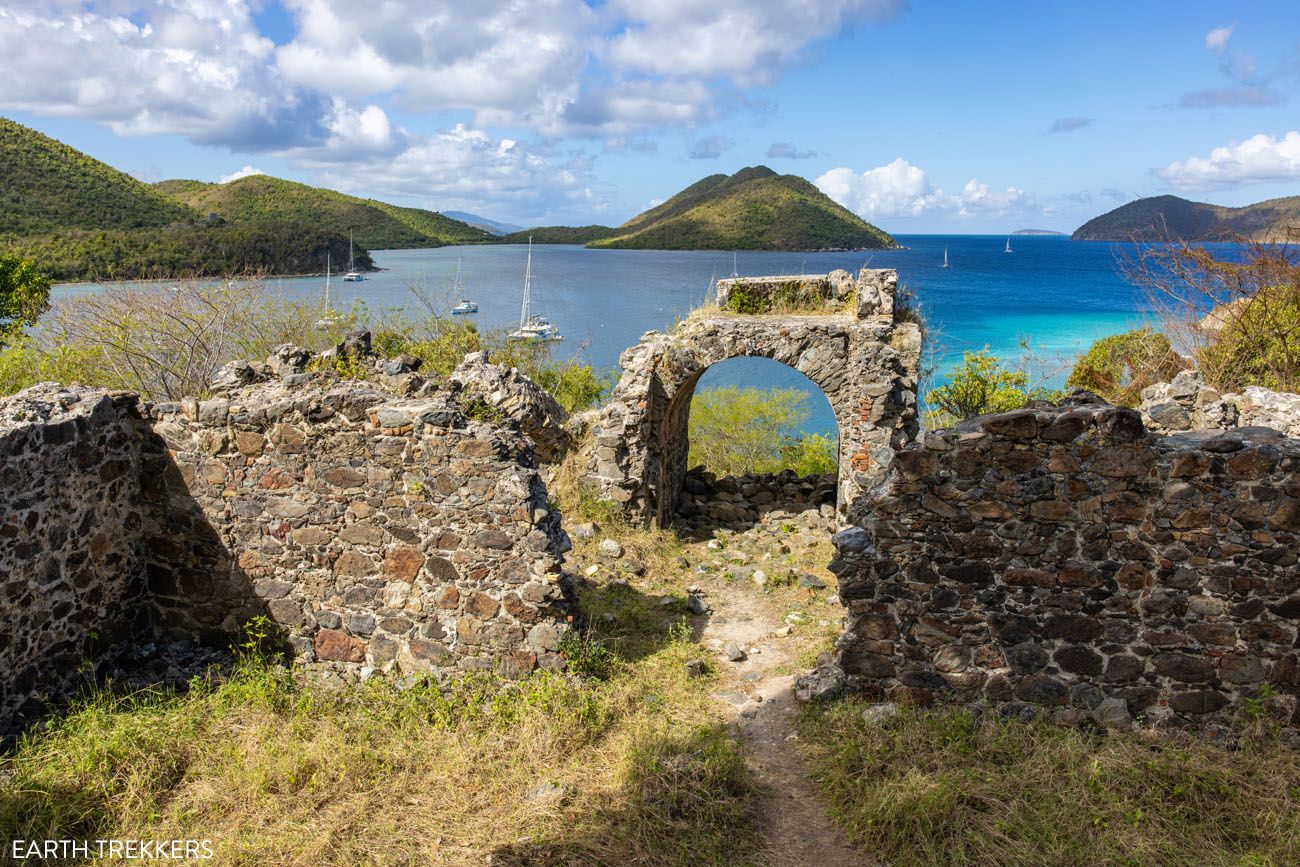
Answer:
top-left (0, 117), bottom-right (198, 235)
top-left (588, 166), bottom-right (896, 251)
top-left (498, 226), bottom-right (618, 245)
top-left (1072, 194), bottom-right (1300, 241)
top-left (153, 176), bottom-right (493, 249)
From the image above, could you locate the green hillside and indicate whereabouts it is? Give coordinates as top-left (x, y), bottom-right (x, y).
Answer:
top-left (155, 175), bottom-right (492, 249)
top-left (499, 225), bottom-right (618, 245)
top-left (1073, 194), bottom-right (1300, 241)
top-left (588, 166), bottom-right (894, 251)
top-left (0, 117), bottom-right (198, 235)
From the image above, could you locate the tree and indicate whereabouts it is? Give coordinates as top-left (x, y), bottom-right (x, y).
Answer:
top-left (688, 386), bottom-right (812, 476)
top-left (0, 253), bottom-right (52, 347)
top-left (1125, 234), bottom-right (1300, 393)
top-left (1066, 327), bottom-right (1186, 407)
top-left (926, 349), bottom-right (1035, 423)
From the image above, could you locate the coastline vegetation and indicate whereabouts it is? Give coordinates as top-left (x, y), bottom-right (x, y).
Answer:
top-left (688, 385), bottom-right (838, 477)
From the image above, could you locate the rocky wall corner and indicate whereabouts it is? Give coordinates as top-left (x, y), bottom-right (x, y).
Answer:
top-left (822, 393), bottom-right (1300, 730)
top-left (0, 385), bottom-right (148, 730)
top-left (0, 341), bottom-right (583, 730)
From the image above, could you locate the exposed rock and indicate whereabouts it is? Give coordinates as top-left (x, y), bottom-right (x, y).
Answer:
top-left (450, 351), bottom-right (572, 463)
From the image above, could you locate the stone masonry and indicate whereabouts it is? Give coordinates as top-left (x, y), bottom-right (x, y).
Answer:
top-left (0, 387), bottom-right (148, 725)
top-left (828, 393), bottom-right (1300, 728)
top-left (0, 351), bottom-right (576, 729)
top-left (585, 268), bottom-right (921, 526)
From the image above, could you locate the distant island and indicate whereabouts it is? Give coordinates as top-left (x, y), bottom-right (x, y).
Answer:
top-left (0, 116), bottom-right (489, 281)
top-left (1011, 229), bottom-right (1067, 236)
top-left (508, 166), bottom-right (895, 252)
top-left (442, 211), bottom-right (523, 236)
top-left (1072, 194), bottom-right (1300, 242)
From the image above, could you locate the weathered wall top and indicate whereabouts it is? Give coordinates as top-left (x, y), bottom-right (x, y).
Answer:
top-left (713, 268), bottom-right (897, 320)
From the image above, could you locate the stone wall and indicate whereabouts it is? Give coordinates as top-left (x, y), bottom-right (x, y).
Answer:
top-left (828, 394), bottom-right (1300, 727)
top-left (0, 386), bottom-right (148, 727)
top-left (587, 268), bottom-right (921, 526)
top-left (1139, 369), bottom-right (1300, 438)
top-left (0, 351), bottom-right (577, 728)
top-left (138, 375), bottom-right (574, 678)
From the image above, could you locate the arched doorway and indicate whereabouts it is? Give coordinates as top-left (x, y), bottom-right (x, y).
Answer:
top-left (583, 269), bottom-right (922, 528)
top-left (658, 357), bottom-right (840, 530)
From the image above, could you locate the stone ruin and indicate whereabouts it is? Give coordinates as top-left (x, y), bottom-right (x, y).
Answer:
top-left (582, 268), bottom-right (922, 525)
top-left (4, 268), bottom-right (1300, 733)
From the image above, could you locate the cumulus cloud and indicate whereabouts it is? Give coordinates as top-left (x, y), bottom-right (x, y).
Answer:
top-left (816, 158), bottom-right (1038, 220)
top-left (1045, 116), bottom-right (1093, 135)
top-left (1205, 24), bottom-right (1235, 54)
top-left (1158, 130), bottom-right (1300, 191)
top-left (766, 141), bottom-right (817, 159)
top-left (688, 135), bottom-right (733, 159)
top-left (219, 165), bottom-right (265, 183)
top-left (815, 159), bottom-right (944, 218)
top-left (605, 0), bottom-right (904, 85)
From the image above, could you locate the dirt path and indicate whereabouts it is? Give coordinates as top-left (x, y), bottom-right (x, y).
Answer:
top-left (694, 582), bottom-right (870, 867)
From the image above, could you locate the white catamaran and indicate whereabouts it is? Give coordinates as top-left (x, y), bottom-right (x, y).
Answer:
top-left (450, 258), bottom-right (478, 314)
top-left (343, 230), bottom-right (364, 281)
top-left (509, 237), bottom-right (562, 342)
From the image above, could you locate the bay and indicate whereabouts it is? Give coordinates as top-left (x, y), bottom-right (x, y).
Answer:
top-left (56, 235), bottom-right (1163, 436)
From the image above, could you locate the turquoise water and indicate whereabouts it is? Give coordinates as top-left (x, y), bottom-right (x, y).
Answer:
top-left (55, 235), bottom-right (1164, 436)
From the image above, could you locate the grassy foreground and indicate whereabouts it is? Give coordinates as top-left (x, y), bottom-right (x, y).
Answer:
top-left (800, 699), bottom-right (1300, 867)
top-left (0, 643), bottom-right (758, 867)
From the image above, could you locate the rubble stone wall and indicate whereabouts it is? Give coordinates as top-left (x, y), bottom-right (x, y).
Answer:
top-left (831, 397), bottom-right (1300, 727)
top-left (0, 387), bottom-right (148, 726)
top-left (587, 268), bottom-right (921, 526)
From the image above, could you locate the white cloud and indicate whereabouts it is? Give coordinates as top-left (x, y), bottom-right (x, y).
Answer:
top-left (816, 159), bottom-right (944, 218)
top-left (605, 0), bottom-right (903, 85)
top-left (305, 123), bottom-right (602, 223)
top-left (952, 179), bottom-right (1036, 216)
top-left (219, 165), bottom-right (265, 183)
top-left (1205, 24), bottom-right (1235, 54)
top-left (817, 159), bottom-right (1038, 220)
top-left (1158, 130), bottom-right (1300, 190)
top-left (688, 135), bottom-right (733, 159)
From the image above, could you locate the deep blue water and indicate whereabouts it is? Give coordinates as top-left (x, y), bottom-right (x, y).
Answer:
top-left (56, 235), bottom-right (1163, 436)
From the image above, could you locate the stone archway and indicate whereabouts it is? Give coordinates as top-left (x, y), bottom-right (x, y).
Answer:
top-left (585, 269), bottom-right (922, 527)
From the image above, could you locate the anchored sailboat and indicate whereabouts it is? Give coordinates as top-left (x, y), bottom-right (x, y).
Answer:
top-left (316, 252), bottom-right (345, 328)
top-left (509, 237), bottom-right (562, 342)
top-left (343, 230), bottom-right (364, 281)
top-left (450, 258), bottom-right (478, 314)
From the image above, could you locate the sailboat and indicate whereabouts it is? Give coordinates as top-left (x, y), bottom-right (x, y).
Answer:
top-left (343, 230), bottom-right (364, 281)
top-left (316, 252), bottom-right (345, 328)
top-left (449, 258), bottom-right (478, 314)
top-left (509, 237), bottom-right (562, 342)
top-left (729, 251), bottom-right (739, 278)
top-left (1004, 237), bottom-right (1014, 254)
top-left (941, 246), bottom-right (950, 268)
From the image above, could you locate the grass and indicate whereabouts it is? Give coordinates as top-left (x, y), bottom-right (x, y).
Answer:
top-left (0, 645), bottom-right (760, 866)
top-left (799, 699), bottom-right (1300, 867)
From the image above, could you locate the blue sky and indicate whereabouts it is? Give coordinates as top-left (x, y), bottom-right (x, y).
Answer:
top-left (3, 1), bottom-right (1299, 232)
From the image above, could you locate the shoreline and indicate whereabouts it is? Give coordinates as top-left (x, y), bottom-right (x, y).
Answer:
top-left (54, 266), bottom-right (389, 289)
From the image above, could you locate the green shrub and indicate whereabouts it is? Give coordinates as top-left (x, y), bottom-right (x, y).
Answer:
top-left (1198, 282), bottom-right (1300, 393)
top-left (779, 432), bottom-right (838, 475)
top-left (926, 348), bottom-right (1060, 426)
top-left (0, 253), bottom-right (51, 347)
top-left (688, 385), bottom-right (839, 476)
top-left (1067, 327), bottom-right (1186, 406)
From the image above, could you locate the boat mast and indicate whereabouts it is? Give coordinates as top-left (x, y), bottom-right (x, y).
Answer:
top-left (348, 230), bottom-right (354, 271)
top-left (519, 236), bottom-right (533, 330)
top-left (325, 252), bottom-right (331, 311)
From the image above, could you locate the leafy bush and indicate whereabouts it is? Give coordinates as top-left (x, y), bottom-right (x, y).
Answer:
top-left (1198, 282), bottom-right (1300, 392)
top-left (779, 432), bottom-right (838, 475)
top-left (1066, 327), bottom-right (1187, 406)
top-left (688, 385), bottom-right (838, 476)
top-left (926, 348), bottom-right (1059, 425)
top-left (0, 253), bottom-right (51, 348)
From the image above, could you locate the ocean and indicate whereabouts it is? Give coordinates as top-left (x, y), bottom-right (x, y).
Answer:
top-left (56, 235), bottom-right (1165, 436)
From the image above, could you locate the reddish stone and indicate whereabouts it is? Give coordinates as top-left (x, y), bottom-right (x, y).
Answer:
top-left (314, 628), bottom-right (363, 662)
top-left (384, 545), bottom-right (425, 581)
